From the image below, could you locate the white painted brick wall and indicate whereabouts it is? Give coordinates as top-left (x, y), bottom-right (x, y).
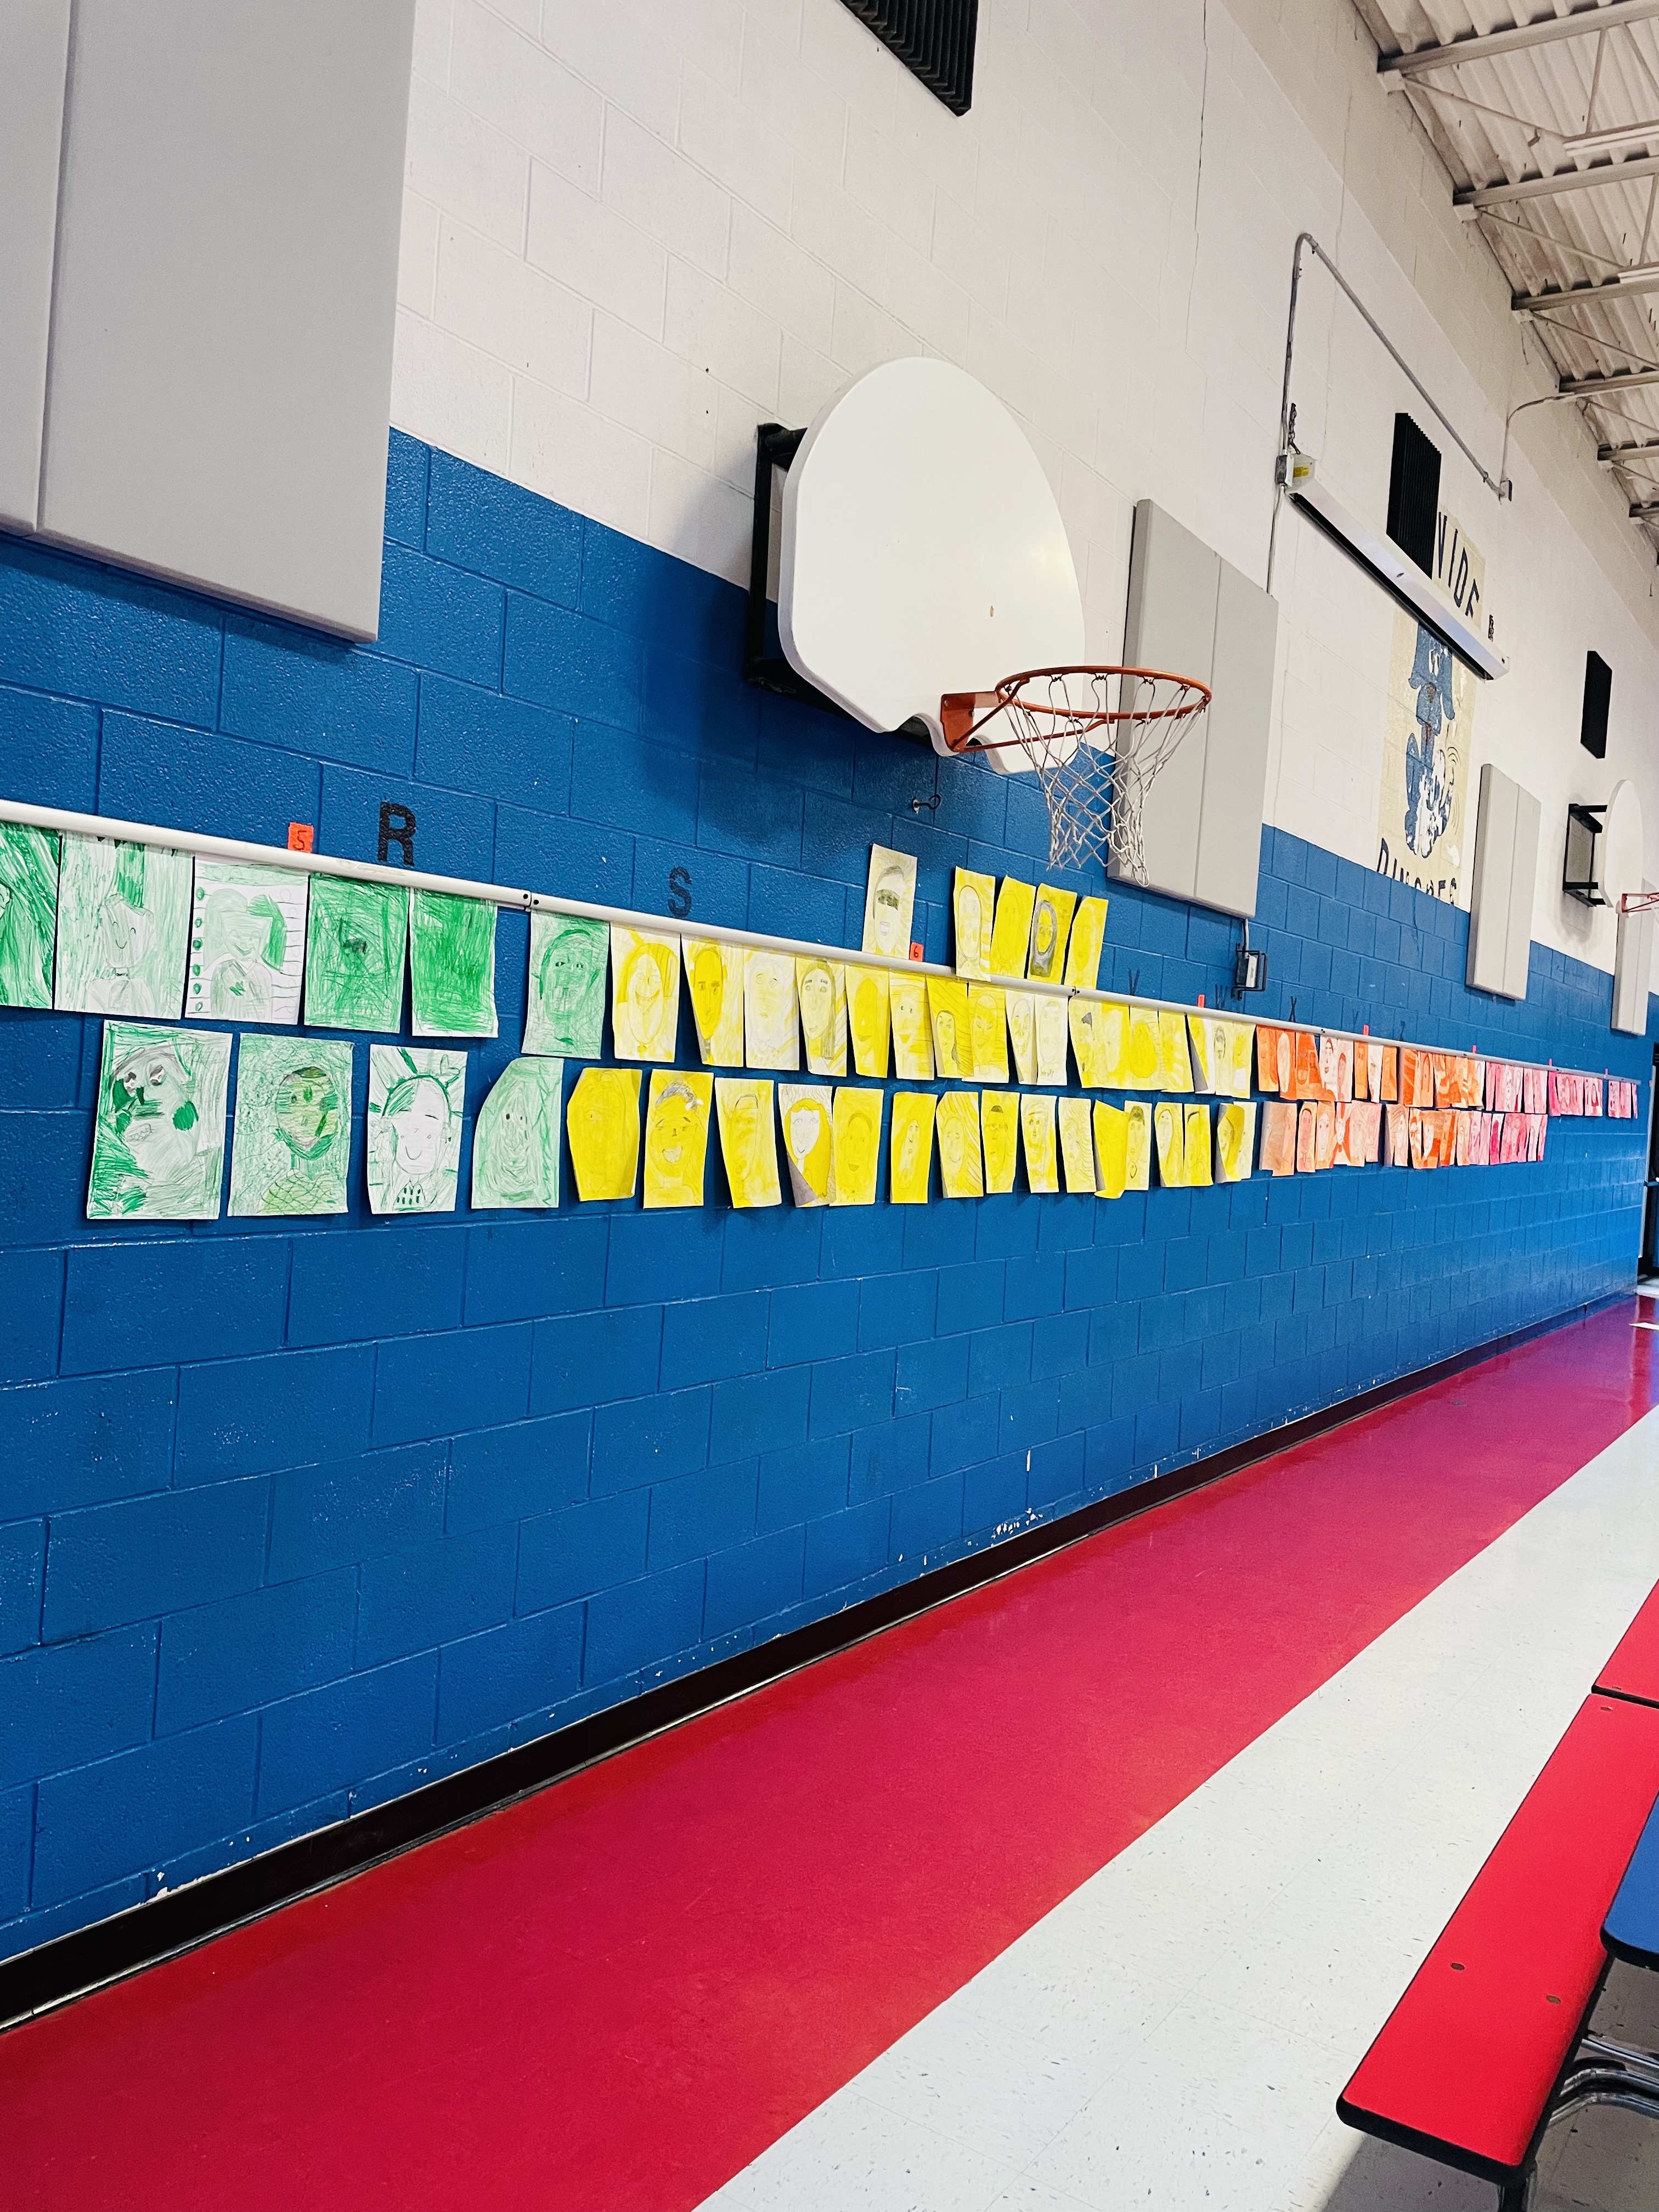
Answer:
top-left (394, 0), bottom-right (1659, 972)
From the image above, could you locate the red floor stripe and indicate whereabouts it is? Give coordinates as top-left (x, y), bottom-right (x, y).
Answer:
top-left (3, 1306), bottom-right (1654, 2212)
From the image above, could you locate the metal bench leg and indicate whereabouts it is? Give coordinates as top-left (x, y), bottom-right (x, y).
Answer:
top-left (1497, 2180), bottom-right (1530, 2212)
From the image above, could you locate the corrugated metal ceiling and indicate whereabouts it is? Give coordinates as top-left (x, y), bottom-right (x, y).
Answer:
top-left (1350, 1), bottom-right (1659, 540)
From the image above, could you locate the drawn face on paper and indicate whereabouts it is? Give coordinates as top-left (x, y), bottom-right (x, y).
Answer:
top-left (851, 975), bottom-right (883, 1059)
top-left (1210, 1023), bottom-right (1229, 1084)
top-left (1125, 1103), bottom-right (1149, 1188)
top-left (1024, 1104), bottom-right (1056, 1183)
top-left (893, 986), bottom-right (926, 1047)
top-left (1217, 1106), bottom-right (1242, 1181)
top-left (983, 1097), bottom-right (1017, 1186)
top-left (896, 1115), bottom-right (923, 1185)
top-left (111, 1040), bottom-right (196, 1180)
top-left (838, 1102), bottom-right (877, 1187)
top-left (786, 1100), bottom-right (831, 1195)
top-left (956, 884), bottom-right (984, 970)
top-left (691, 945), bottom-right (726, 1037)
top-left (798, 963), bottom-right (833, 1047)
top-left (97, 887), bottom-right (153, 979)
top-left (623, 949), bottom-right (668, 1052)
top-left (543, 925), bottom-right (600, 1018)
top-left (940, 1108), bottom-right (967, 1178)
top-left (935, 1008), bottom-right (958, 1070)
top-left (750, 958), bottom-right (787, 1030)
top-left (647, 1082), bottom-right (700, 1193)
top-left (1031, 901), bottom-right (1057, 971)
top-left (1276, 1031), bottom-right (1293, 1095)
top-left (1008, 996), bottom-right (1034, 1065)
top-left (275, 1066), bottom-right (340, 1163)
top-left (388, 1076), bottom-right (448, 1177)
top-left (727, 1091), bottom-right (764, 1187)
top-left (1036, 995), bottom-right (1067, 1072)
top-left (871, 866), bottom-right (909, 956)
top-left (970, 995), bottom-right (1001, 1073)
top-left (486, 1067), bottom-right (540, 1190)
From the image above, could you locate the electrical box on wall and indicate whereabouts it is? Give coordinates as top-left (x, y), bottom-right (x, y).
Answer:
top-left (1118, 501), bottom-right (1278, 921)
top-left (1466, 763), bottom-right (1539, 1000)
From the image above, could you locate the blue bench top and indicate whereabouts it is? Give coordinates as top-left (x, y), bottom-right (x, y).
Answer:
top-left (1604, 1788), bottom-right (1659, 1968)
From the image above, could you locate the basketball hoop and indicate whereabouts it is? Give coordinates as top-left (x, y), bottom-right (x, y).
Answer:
top-left (938, 665), bottom-right (1212, 879)
top-left (1621, 890), bottom-right (1659, 916)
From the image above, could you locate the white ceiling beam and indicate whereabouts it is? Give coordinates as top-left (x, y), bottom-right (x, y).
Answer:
top-left (1559, 363), bottom-right (1659, 394)
top-left (1381, 2), bottom-right (1659, 88)
top-left (1600, 437), bottom-right (1659, 461)
top-left (1457, 152), bottom-right (1659, 209)
top-left (1514, 264), bottom-right (1659, 312)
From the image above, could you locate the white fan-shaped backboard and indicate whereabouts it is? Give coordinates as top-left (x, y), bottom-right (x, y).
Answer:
top-left (777, 360), bottom-right (1085, 754)
top-left (1603, 778), bottom-right (1645, 910)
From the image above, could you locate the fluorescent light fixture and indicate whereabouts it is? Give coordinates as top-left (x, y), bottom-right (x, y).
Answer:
top-left (1282, 453), bottom-right (1509, 681)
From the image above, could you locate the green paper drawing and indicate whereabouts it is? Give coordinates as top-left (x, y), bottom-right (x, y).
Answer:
top-left (472, 1056), bottom-right (563, 1209)
top-left (367, 1043), bottom-right (466, 1214)
top-left (524, 911), bottom-right (606, 1058)
top-left (0, 823), bottom-right (59, 1007)
top-left (409, 889), bottom-right (498, 1039)
top-left (87, 1021), bottom-right (230, 1220)
top-left (228, 1035), bottom-right (353, 1217)
top-left (55, 835), bottom-right (191, 1017)
top-left (187, 860), bottom-right (308, 1025)
top-left (304, 877), bottom-right (408, 1032)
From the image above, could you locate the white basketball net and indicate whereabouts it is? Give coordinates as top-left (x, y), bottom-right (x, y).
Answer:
top-left (991, 669), bottom-right (1211, 880)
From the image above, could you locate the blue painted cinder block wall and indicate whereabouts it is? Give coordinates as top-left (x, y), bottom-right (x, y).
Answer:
top-left (0, 432), bottom-right (1648, 1962)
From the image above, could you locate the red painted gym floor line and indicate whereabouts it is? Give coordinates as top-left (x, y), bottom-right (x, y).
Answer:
top-left (3, 1305), bottom-right (1654, 2212)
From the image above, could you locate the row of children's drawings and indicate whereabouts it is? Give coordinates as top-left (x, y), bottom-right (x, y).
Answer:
top-left (87, 1015), bottom-right (1559, 1231)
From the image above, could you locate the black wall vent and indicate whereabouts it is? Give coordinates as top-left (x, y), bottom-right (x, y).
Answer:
top-left (1386, 413), bottom-right (1441, 575)
top-left (1581, 650), bottom-right (1612, 759)
top-left (839, 0), bottom-right (978, 115)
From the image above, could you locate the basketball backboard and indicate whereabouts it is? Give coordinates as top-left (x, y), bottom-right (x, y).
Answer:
top-left (777, 359), bottom-right (1084, 759)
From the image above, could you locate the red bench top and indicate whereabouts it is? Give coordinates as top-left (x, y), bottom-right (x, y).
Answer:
top-left (1339, 1695), bottom-right (1659, 2182)
top-left (1596, 1582), bottom-right (1659, 1708)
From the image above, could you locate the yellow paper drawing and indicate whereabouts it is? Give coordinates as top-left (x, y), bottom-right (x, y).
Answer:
top-left (1183, 1103), bottom-right (1212, 1187)
top-left (1216, 1100), bottom-right (1256, 1184)
top-left (862, 845), bottom-right (917, 958)
top-left (1158, 1009), bottom-right (1193, 1091)
top-left (1228, 1020), bottom-right (1255, 1099)
top-left (610, 927), bottom-right (681, 1063)
top-left (1035, 993), bottom-right (1069, 1085)
top-left (981, 1090), bottom-right (1019, 1194)
top-left (743, 949), bottom-right (799, 1072)
top-left (928, 975), bottom-right (970, 1080)
top-left (1021, 1093), bottom-right (1059, 1193)
top-left (1057, 1097), bottom-right (1096, 1193)
top-left (1096, 1001), bottom-right (1129, 1088)
top-left (684, 939), bottom-right (744, 1068)
top-left (952, 868), bottom-right (994, 979)
top-left (778, 1084), bottom-right (834, 1206)
top-left (936, 1090), bottom-right (984, 1198)
top-left (1068, 998), bottom-right (1104, 1088)
top-left (1153, 1099), bottom-right (1186, 1187)
top-left (847, 965), bottom-right (890, 1079)
top-left (890, 977), bottom-right (934, 1080)
top-left (969, 983), bottom-right (1009, 1083)
top-left (1187, 1013), bottom-right (1217, 1093)
top-left (988, 878), bottom-right (1035, 979)
top-left (567, 1066), bottom-right (642, 1200)
top-left (1126, 1003), bottom-right (1160, 1084)
top-left (1124, 1099), bottom-right (1152, 1191)
top-left (1063, 896), bottom-right (1108, 989)
top-left (796, 956), bottom-right (848, 1076)
top-left (1007, 991), bottom-right (1036, 1084)
top-left (644, 1069), bottom-right (713, 1209)
top-left (890, 1092), bottom-right (936, 1204)
top-left (831, 1087), bottom-right (882, 1205)
top-left (715, 1077), bottom-right (782, 1207)
top-left (1093, 1101), bottom-right (1128, 1199)
top-left (1028, 885), bottom-right (1077, 983)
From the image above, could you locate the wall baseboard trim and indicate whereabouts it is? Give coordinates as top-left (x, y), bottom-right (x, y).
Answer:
top-left (0, 1287), bottom-right (1629, 2034)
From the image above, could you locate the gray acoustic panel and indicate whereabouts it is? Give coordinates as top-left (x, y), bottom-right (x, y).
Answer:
top-left (1116, 500), bottom-right (1276, 919)
top-left (38, 0), bottom-right (415, 638)
top-left (0, 0), bottom-right (71, 533)
top-left (1465, 764), bottom-right (1538, 1001)
top-left (1504, 782), bottom-right (1540, 1001)
top-left (1613, 881), bottom-right (1654, 1036)
top-left (1198, 563), bottom-right (1280, 921)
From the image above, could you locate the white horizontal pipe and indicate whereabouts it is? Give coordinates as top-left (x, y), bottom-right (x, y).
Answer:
top-left (0, 797), bottom-right (1618, 1084)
